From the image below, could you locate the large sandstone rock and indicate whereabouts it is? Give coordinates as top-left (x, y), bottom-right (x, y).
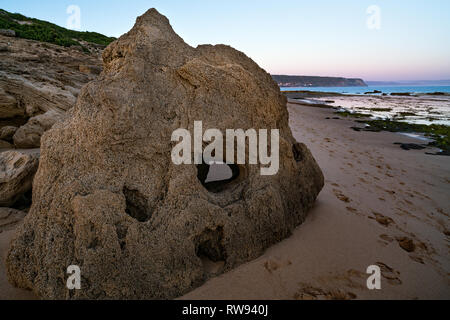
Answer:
top-left (0, 150), bottom-right (39, 207)
top-left (13, 110), bottom-right (65, 148)
top-left (7, 9), bottom-right (324, 299)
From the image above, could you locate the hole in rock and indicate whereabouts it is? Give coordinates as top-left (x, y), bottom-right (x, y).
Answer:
top-left (11, 189), bottom-right (32, 211)
top-left (123, 187), bottom-right (152, 222)
top-left (197, 161), bottom-right (240, 193)
top-left (292, 143), bottom-right (304, 162)
top-left (195, 227), bottom-right (227, 274)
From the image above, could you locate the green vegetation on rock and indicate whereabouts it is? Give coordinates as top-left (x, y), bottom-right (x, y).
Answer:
top-left (0, 9), bottom-right (115, 49)
top-left (336, 110), bottom-right (371, 118)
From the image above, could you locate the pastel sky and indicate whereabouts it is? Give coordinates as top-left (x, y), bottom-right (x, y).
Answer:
top-left (1, 0), bottom-right (450, 81)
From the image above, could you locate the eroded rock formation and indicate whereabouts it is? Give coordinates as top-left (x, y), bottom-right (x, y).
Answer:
top-left (0, 34), bottom-right (103, 148)
top-left (0, 150), bottom-right (39, 207)
top-left (13, 110), bottom-right (66, 148)
top-left (7, 9), bottom-right (324, 299)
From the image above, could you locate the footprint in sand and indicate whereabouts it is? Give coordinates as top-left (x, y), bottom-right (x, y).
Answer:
top-left (408, 254), bottom-right (425, 265)
top-left (369, 212), bottom-right (395, 227)
top-left (396, 237), bottom-right (416, 253)
top-left (346, 206), bottom-right (359, 214)
top-left (378, 234), bottom-right (395, 246)
top-left (375, 262), bottom-right (402, 285)
top-left (263, 258), bottom-right (292, 274)
top-left (333, 189), bottom-right (351, 203)
top-left (331, 183), bottom-right (340, 187)
top-left (293, 283), bottom-right (357, 300)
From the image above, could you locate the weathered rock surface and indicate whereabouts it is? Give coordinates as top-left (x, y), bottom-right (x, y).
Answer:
top-left (0, 207), bottom-right (27, 234)
top-left (7, 9), bottom-right (324, 299)
top-left (13, 110), bottom-right (65, 148)
top-left (0, 149), bottom-right (39, 207)
top-left (0, 34), bottom-right (102, 148)
top-left (0, 126), bottom-right (18, 142)
top-left (0, 140), bottom-right (13, 149)
top-left (79, 64), bottom-right (102, 75)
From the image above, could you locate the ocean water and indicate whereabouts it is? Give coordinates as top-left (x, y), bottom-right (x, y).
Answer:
top-left (280, 85), bottom-right (450, 95)
top-left (285, 85), bottom-right (450, 126)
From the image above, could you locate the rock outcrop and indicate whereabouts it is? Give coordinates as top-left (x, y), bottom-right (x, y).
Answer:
top-left (13, 110), bottom-right (65, 148)
top-left (0, 150), bottom-right (39, 207)
top-left (7, 9), bottom-right (324, 299)
top-left (0, 126), bottom-right (18, 142)
top-left (0, 33), bottom-right (103, 149)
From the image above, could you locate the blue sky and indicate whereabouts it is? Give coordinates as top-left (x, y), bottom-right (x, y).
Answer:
top-left (1, 0), bottom-right (450, 81)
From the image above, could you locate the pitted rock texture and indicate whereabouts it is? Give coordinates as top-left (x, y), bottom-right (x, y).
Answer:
top-left (7, 9), bottom-right (324, 299)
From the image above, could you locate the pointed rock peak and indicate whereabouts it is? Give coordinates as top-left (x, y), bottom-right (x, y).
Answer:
top-left (136, 8), bottom-right (170, 28)
top-left (133, 8), bottom-right (183, 42)
top-left (102, 8), bottom-right (191, 71)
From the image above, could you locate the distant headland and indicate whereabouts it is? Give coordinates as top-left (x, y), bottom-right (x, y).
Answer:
top-left (272, 75), bottom-right (367, 87)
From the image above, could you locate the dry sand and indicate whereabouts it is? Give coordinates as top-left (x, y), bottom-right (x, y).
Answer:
top-left (183, 102), bottom-right (450, 300)
top-left (1, 102), bottom-right (449, 300)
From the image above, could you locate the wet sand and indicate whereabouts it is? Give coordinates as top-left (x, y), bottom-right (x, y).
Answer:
top-left (1, 102), bottom-right (449, 300)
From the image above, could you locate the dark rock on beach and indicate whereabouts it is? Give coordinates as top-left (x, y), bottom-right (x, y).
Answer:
top-left (394, 143), bottom-right (427, 151)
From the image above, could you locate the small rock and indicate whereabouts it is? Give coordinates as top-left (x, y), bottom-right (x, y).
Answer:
top-left (0, 149), bottom-right (40, 207)
top-left (0, 126), bottom-right (18, 142)
top-left (390, 92), bottom-right (411, 96)
top-left (0, 29), bottom-right (16, 37)
top-left (394, 143), bottom-right (426, 151)
top-left (13, 110), bottom-right (65, 148)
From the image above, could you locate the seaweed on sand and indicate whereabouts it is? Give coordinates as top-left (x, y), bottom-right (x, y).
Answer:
top-left (356, 119), bottom-right (450, 153)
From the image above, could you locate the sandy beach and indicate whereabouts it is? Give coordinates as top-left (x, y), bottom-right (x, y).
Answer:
top-left (1, 98), bottom-right (448, 300)
top-left (182, 101), bottom-right (450, 300)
